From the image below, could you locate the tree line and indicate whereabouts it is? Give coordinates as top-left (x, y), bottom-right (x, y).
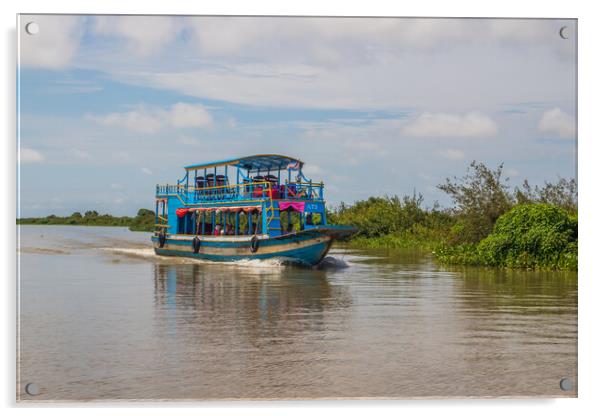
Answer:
top-left (17, 209), bottom-right (156, 232)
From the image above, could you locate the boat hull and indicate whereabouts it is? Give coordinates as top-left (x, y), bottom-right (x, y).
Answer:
top-left (151, 228), bottom-right (342, 266)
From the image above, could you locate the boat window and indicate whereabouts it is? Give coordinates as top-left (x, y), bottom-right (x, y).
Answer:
top-left (306, 212), bottom-right (314, 225)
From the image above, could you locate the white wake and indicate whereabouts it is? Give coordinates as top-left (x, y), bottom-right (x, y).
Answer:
top-left (100, 247), bottom-right (286, 270)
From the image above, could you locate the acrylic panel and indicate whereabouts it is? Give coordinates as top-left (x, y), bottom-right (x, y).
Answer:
top-left (17, 15), bottom-right (577, 401)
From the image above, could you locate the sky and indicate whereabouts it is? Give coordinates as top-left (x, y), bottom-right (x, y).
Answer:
top-left (17, 15), bottom-right (577, 217)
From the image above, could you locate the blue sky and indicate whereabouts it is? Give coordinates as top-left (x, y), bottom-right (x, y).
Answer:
top-left (18, 15), bottom-right (577, 217)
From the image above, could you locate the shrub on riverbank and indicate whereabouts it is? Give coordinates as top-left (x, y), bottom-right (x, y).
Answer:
top-left (128, 209), bottom-right (155, 232)
top-left (434, 204), bottom-right (577, 270)
top-left (329, 193), bottom-right (454, 249)
top-left (329, 161), bottom-right (577, 270)
top-left (346, 224), bottom-right (449, 250)
top-left (437, 161), bottom-right (513, 244)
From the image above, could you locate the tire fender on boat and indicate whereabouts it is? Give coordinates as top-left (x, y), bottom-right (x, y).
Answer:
top-left (158, 231), bottom-right (167, 248)
top-left (192, 236), bottom-right (201, 254)
top-left (250, 235), bottom-right (260, 253)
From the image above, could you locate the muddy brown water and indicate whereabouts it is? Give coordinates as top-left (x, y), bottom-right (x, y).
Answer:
top-left (17, 225), bottom-right (577, 401)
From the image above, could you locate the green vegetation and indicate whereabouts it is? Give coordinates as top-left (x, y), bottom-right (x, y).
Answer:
top-left (328, 193), bottom-right (453, 250)
top-left (17, 209), bottom-right (156, 232)
top-left (434, 204), bottom-right (577, 270)
top-left (437, 161), bottom-right (512, 244)
top-left (128, 209), bottom-right (155, 231)
top-left (330, 161), bottom-right (577, 270)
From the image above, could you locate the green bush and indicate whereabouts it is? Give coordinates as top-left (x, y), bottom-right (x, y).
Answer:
top-left (436, 204), bottom-right (577, 270)
top-left (329, 193), bottom-right (453, 243)
top-left (128, 208), bottom-right (156, 232)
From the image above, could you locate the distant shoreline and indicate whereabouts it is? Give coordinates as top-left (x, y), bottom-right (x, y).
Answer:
top-left (17, 209), bottom-right (155, 232)
top-left (17, 222), bottom-right (137, 229)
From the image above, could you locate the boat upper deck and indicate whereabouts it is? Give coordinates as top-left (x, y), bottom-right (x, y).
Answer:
top-left (156, 180), bottom-right (324, 204)
top-left (156, 154), bottom-right (324, 205)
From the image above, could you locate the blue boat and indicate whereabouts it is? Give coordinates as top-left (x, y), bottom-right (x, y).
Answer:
top-left (152, 154), bottom-right (356, 266)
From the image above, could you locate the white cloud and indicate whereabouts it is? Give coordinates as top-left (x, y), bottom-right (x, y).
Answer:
top-left (87, 109), bottom-right (163, 134)
top-left (86, 103), bottom-right (212, 134)
top-left (19, 15), bottom-right (84, 69)
top-left (21, 16), bottom-right (575, 72)
top-left (187, 17), bottom-right (436, 65)
top-left (141, 167), bottom-right (153, 175)
top-left (78, 15), bottom-right (574, 113)
top-left (185, 17), bottom-right (570, 66)
top-left (487, 20), bottom-right (552, 43)
top-left (121, 46), bottom-right (569, 111)
top-left (166, 103), bottom-right (213, 128)
top-left (97, 17), bottom-right (574, 111)
top-left (439, 149), bottom-right (465, 160)
top-left (110, 183), bottom-right (125, 190)
top-left (20, 148), bottom-right (44, 163)
top-left (302, 164), bottom-right (323, 175)
top-left (538, 108), bottom-right (575, 138)
top-left (92, 16), bottom-right (179, 57)
top-left (402, 112), bottom-right (498, 138)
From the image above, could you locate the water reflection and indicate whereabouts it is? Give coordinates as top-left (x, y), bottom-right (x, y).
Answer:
top-left (153, 263), bottom-right (351, 310)
top-left (152, 263), bottom-right (352, 351)
top-left (450, 266), bottom-right (578, 396)
top-left (454, 266), bottom-right (578, 314)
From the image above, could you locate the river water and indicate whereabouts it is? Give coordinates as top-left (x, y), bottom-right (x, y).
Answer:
top-left (17, 225), bottom-right (577, 401)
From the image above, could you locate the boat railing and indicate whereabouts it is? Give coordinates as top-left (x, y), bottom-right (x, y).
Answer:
top-left (193, 181), bottom-right (270, 202)
top-left (282, 181), bottom-right (324, 200)
top-left (156, 184), bottom-right (181, 195)
top-left (156, 180), bottom-right (324, 202)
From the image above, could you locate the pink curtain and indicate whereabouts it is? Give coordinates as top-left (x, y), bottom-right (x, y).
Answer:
top-left (176, 208), bottom-right (190, 218)
top-left (190, 206), bottom-right (261, 213)
top-left (278, 201), bottom-right (305, 213)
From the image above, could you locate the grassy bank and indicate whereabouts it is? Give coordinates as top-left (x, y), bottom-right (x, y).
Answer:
top-left (329, 161), bottom-right (577, 271)
top-left (17, 209), bottom-right (156, 232)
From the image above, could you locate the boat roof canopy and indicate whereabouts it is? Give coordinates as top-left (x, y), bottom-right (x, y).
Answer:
top-left (184, 154), bottom-right (304, 172)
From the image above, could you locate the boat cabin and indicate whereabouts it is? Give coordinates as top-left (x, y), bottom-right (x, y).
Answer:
top-left (155, 154), bottom-right (327, 238)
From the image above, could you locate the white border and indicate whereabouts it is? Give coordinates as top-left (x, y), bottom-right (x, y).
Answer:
top-left (3, 0), bottom-right (601, 414)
